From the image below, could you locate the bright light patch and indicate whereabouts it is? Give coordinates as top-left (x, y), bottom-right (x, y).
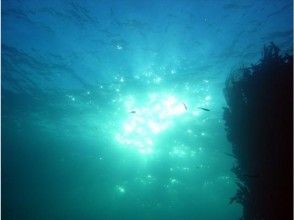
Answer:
top-left (164, 95), bottom-right (176, 107)
top-left (192, 110), bottom-right (201, 116)
top-left (169, 147), bottom-right (187, 158)
top-left (123, 121), bottom-right (136, 133)
top-left (147, 120), bottom-right (166, 134)
top-left (171, 103), bottom-right (186, 115)
top-left (153, 76), bottom-right (162, 84)
top-left (117, 185), bottom-right (125, 193)
top-left (169, 178), bottom-right (179, 184)
top-left (116, 44), bottom-right (123, 50)
top-left (115, 93), bottom-right (188, 155)
top-left (205, 95), bottom-right (211, 101)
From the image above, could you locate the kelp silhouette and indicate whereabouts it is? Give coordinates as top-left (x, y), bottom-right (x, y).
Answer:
top-left (223, 43), bottom-right (293, 219)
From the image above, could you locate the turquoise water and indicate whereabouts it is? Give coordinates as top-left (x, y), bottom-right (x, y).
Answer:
top-left (2, 1), bottom-right (292, 219)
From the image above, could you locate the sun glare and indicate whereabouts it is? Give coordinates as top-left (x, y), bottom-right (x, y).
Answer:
top-left (114, 93), bottom-right (188, 155)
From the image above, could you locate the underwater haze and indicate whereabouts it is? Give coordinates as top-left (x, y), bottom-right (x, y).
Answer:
top-left (2, 0), bottom-right (293, 219)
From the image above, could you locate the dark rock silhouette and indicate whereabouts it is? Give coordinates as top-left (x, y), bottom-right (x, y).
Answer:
top-left (223, 42), bottom-right (293, 219)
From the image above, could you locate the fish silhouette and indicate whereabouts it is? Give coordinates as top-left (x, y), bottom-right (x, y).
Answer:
top-left (198, 107), bottom-right (210, 111)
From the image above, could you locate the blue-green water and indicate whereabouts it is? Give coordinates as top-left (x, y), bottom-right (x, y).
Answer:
top-left (2, 1), bottom-right (293, 219)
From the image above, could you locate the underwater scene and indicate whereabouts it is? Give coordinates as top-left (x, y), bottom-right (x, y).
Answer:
top-left (2, 0), bottom-right (293, 220)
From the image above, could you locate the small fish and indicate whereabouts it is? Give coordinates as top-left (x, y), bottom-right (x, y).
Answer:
top-left (129, 110), bottom-right (136, 114)
top-left (198, 107), bottom-right (210, 111)
top-left (182, 103), bottom-right (188, 110)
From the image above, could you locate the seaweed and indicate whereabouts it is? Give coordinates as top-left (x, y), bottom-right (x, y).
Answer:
top-left (223, 43), bottom-right (293, 219)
